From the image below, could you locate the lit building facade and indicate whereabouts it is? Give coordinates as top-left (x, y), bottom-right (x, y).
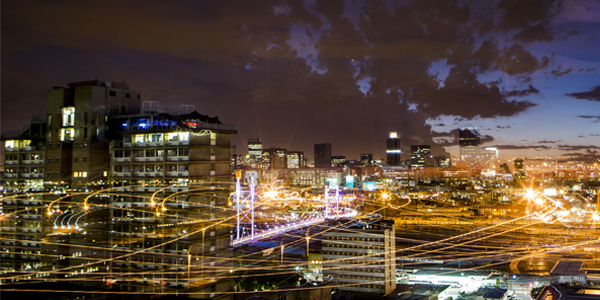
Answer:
top-left (410, 145), bottom-right (431, 169)
top-left (246, 138), bottom-right (262, 167)
top-left (361, 153), bottom-right (373, 166)
top-left (286, 151), bottom-right (305, 168)
top-left (459, 126), bottom-right (481, 163)
top-left (386, 132), bottom-right (401, 165)
top-left (322, 219), bottom-right (396, 295)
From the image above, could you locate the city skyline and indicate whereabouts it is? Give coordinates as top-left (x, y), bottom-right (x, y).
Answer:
top-left (2, 1), bottom-right (600, 161)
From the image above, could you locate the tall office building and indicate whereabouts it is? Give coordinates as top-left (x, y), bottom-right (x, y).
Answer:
top-left (386, 132), bottom-right (401, 165)
top-left (410, 145), bottom-right (431, 169)
top-left (246, 138), bottom-right (262, 166)
top-left (332, 155), bottom-right (346, 166)
top-left (262, 148), bottom-right (287, 169)
top-left (360, 153), bottom-right (373, 165)
top-left (314, 143), bottom-right (332, 168)
top-left (286, 151), bottom-right (305, 168)
top-left (322, 219), bottom-right (396, 295)
top-left (459, 126), bottom-right (481, 163)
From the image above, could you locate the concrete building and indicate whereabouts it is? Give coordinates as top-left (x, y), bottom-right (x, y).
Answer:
top-left (322, 219), bottom-right (396, 295)
top-left (1, 80), bottom-right (238, 297)
top-left (45, 80), bottom-right (142, 188)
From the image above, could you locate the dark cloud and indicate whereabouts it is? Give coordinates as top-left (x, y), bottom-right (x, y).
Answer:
top-left (566, 85), bottom-right (600, 102)
top-left (578, 115), bottom-right (600, 122)
top-left (516, 75), bottom-right (532, 83)
top-left (497, 125), bottom-right (511, 129)
top-left (481, 134), bottom-right (495, 144)
top-left (561, 29), bottom-right (580, 41)
top-left (498, 0), bottom-right (563, 43)
top-left (513, 21), bottom-right (554, 43)
top-left (580, 67), bottom-right (597, 72)
top-left (506, 84), bottom-right (540, 97)
top-left (550, 65), bottom-right (574, 77)
top-left (501, 44), bottom-right (551, 75)
top-left (0, 0), bottom-right (578, 158)
top-left (538, 140), bottom-right (561, 143)
top-left (558, 145), bottom-right (600, 151)
top-left (492, 144), bottom-right (551, 150)
top-left (416, 64), bottom-right (536, 118)
top-left (592, 134), bottom-right (600, 137)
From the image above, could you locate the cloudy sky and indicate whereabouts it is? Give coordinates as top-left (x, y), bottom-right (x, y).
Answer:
top-left (2, 0), bottom-right (600, 160)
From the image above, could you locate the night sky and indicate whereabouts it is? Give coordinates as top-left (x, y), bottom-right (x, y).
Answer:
top-left (2, 0), bottom-right (600, 160)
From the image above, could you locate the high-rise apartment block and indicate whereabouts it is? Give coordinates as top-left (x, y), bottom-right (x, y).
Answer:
top-left (1, 80), bottom-right (237, 295)
top-left (386, 132), bottom-right (401, 165)
top-left (322, 219), bottom-right (396, 295)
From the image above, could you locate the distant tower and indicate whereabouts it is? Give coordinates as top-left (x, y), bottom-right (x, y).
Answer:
top-left (314, 143), bottom-right (332, 168)
top-left (459, 126), bottom-right (481, 163)
top-left (246, 138), bottom-right (262, 166)
top-left (410, 145), bottom-right (431, 169)
top-left (386, 132), bottom-right (401, 165)
top-left (360, 153), bottom-right (373, 166)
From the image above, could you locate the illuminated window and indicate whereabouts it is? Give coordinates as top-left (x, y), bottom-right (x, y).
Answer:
top-left (60, 128), bottom-right (74, 141)
top-left (180, 132), bottom-right (189, 141)
top-left (62, 107), bottom-right (75, 127)
top-left (135, 134), bottom-right (144, 143)
top-left (73, 172), bottom-right (79, 178)
top-left (5, 140), bottom-right (16, 149)
top-left (210, 132), bottom-right (217, 144)
top-left (82, 172), bottom-right (87, 178)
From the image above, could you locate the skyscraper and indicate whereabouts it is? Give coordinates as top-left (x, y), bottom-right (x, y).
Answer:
top-left (314, 143), bottom-right (332, 168)
top-left (459, 126), bottom-right (481, 163)
top-left (386, 132), bottom-right (401, 165)
top-left (246, 138), bottom-right (262, 166)
top-left (410, 145), bottom-right (431, 169)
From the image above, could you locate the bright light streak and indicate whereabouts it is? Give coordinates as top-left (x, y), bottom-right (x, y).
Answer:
top-left (526, 189), bottom-right (536, 200)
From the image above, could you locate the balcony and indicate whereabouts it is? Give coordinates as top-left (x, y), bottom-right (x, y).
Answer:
top-left (113, 157), bottom-right (131, 163)
top-left (166, 171), bottom-right (188, 177)
top-left (133, 172), bottom-right (161, 177)
top-left (166, 156), bottom-right (189, 161)
top-left (112, 172), bottom-right (131, 178)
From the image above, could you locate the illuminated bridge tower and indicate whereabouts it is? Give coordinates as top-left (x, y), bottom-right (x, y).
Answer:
top-left (386, 132), bottom-right (401, 165)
